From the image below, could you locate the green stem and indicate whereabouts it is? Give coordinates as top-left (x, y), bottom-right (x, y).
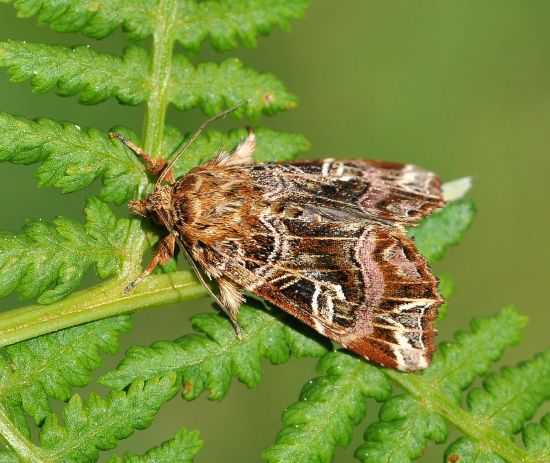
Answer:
top-left (0, 406), bottom-right (46, 462)
top-left (122, 0), bottom-right (179, 282)
top-left (0, 271), bottom-right (207, 347)
top-left (385, 370), bottom-right (533, 463)
top-left (142, 0), bottom-right (178, 156)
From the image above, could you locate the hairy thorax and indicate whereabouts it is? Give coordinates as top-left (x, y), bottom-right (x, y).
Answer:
top-left (172, 165), bottom-right (262, 248)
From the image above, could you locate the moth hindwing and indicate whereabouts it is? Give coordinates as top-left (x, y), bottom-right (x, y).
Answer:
top-left (113, 129), bottom-right (445, 371)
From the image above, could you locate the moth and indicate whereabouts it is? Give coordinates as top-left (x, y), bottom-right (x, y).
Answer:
top-left (111, 109), bottom-right (445, 372)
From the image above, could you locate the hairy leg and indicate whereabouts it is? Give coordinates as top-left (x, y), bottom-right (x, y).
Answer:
top-left (124, 234), bottom-right (176, 292)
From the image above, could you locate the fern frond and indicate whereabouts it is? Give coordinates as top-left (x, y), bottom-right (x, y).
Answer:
top-left (0, 0), bottom-right (153, 39)
top-left (35, 375), bottom-right (178, 462)
top-left (0, 197), bottom-right (137, 303)
top-left (523, 413), bottom-right (550, 461)
top-left (0, 42), bottom-right (147, 104)
top-left (423, 307), bottom-right (527, 401)
top-left (357, 394), bottom-right (447, 463)
top-left (0, 316), bottom-right (130, 430)
top-left (445, 349), bottom-right (550, 462)
top-left (1, 0), bottom-right (308, 50)
top-left (107, 428), bottom-right (203, 463)
top-left (169, 55), bottom-right (296, 116)
top-left (99, 304), bottom-right (328, 399)
top-left (262, 352), bottom-right (391, 463)
top-left (0, 42), bottom-right (295, 117)
top-left (355, 307), bottom-right (527, 463)
top-left (0, 113), bottom-right (147, 204)
top-left (409, 199), bottom-right (476, 263)
top-left (174, 0), bottom-right (309, 51)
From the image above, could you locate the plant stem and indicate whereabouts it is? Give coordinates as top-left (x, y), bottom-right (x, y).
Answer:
top-left (121, 0), bottom-right (179, 287)
top-left (0, 271), bottom-right (207, 347)
top-left (385, 370), bottom-right (533, 463)
top-left (142, 0), bottom-right (178, 156)
top-left (0, 407), bottom-right (46, 462)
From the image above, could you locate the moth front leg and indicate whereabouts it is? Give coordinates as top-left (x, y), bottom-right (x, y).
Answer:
top-left (124, 234), bottom-right (176, 293)
top-left (109, 132), bottom-right (175, 184)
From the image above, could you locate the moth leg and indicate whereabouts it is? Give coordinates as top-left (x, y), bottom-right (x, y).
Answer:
top-left (227, 127), bottom-right (256, 165)
top-left (124, 234), bottom-right (176, 293)
top-left (109, 132), bottom-right (175, 184)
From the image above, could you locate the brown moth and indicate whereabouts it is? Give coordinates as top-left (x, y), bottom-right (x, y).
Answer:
top-left (111, 111), bottom-right (445, 372)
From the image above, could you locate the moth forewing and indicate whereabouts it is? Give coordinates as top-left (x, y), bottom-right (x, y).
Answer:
top-left (115, 128), bottom-right (445, 372)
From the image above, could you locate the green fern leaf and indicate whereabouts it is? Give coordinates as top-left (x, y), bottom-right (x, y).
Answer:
top-left (107, 428), bottom-right (202, 463)
top-left (169, 54), bottom-right (296, 117)
top-left (357, 394), bottom-right (447, 463)
top-left (0, 113), bottom-right (147, 204)
top-left (99, 304), bottom-right (328, 399)
top-left (436, 273), bottom-right (454, 322)
top-left (171, 126), bottom-right (310, 176)
top-left (0, 42), bottom-right (295, 117)
top-left (0, 42), bottom-right (148, 104)
top-left (1, 0), bottom-right (308, 50)
top-left (0, 316), bottom-right (130, 430)
top-left (262, 352), bottom-right (391, 463)
top-left (355, 308), bottom-right (527, 463)
top-left (174, 0), bottom-right (309, 51)
top-left (37, 375), bottom-right (178, 462)
top-left (0, 197), bottom-right (137, 303)
top-left (1, 0), bottom-right (307, 50)
top-left (423, 307), bottom-right (527, 402)
top-left (0, 0), bottom-right (153, 39)
top-left (445, 349), bottom-right (550, 462)
top-left (523, 413), bottom-right (550, 461)
top-left (409, 199), bottom-right (476, 263)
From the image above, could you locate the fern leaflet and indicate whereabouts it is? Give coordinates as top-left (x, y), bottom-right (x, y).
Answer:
top-left (445, 348), bottom-right (550, 462)
top-left (409, 199), bottom-right (475, 263)
top-left (262, 352), bottom-right (391, 463)
top-left (37, 375), bottom-right (179, 462)
top-left (100, 303), bottom-right (328, 399)
top-left (107, 428), bottom-right (203, 463)
top-left (0, 41), bottom-right (296, 116)
top-left (523, 413), bottom-right (550, 461)
top-left (0, 197), bottom-right (140, 303)
top-left (0, 0), bottom-right (308, 51)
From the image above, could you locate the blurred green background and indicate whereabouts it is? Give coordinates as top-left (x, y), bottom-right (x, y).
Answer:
top-left (0, 1), bottom-right (549, 462)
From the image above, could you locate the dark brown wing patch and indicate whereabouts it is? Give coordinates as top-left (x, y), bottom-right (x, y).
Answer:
top-left (248, 159), bottom-right (444, 223)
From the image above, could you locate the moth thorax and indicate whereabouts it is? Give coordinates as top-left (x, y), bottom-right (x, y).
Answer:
top-left (174, 171), bottom-right (253, 224)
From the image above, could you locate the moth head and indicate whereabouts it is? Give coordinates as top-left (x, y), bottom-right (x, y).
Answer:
top-left (128, 186), bottom-right (174, 223)
top-left (128, 198), bottom-right (149, 217)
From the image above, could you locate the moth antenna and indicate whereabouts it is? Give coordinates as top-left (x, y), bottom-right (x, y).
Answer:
top-left (155, 101), bottom-right (249, 187)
